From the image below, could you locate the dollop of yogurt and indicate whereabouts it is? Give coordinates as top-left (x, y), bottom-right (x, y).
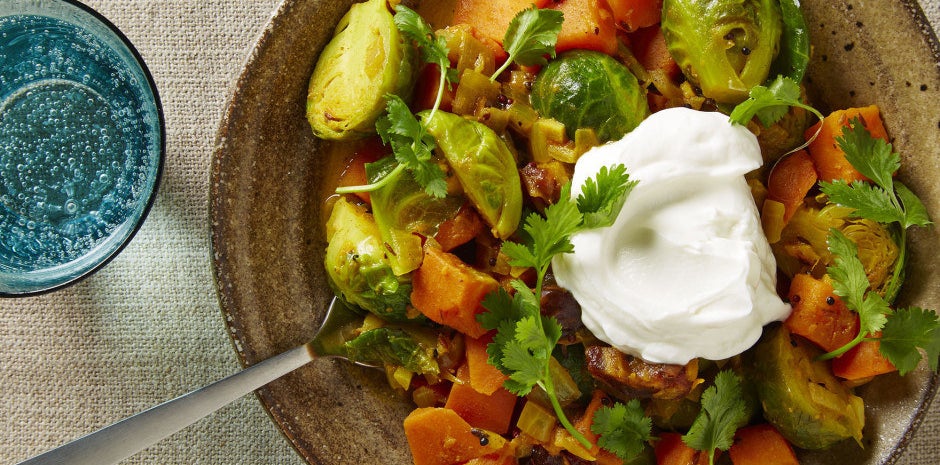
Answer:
top-left (552, 107), bottom-right (790, 365)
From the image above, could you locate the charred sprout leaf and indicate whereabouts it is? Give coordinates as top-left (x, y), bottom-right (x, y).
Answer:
top-left (306, 0), bottom-right (416, 140)
top-left (662, 0), bottom-right (782, 104)
top-left (769, 0), bottom-right (810, 83)
top-left (344, 327), bottom-right (440, 376)
top-left (880, 307), bottom-right (940, 375)
top-left (682, 370), bottom-right (749, 465)
top-left (492, 7), bottom-right (565, 80)
top-left (592, 399), bottom-right (653, 462)
top-left (421, 110), bottom-right (523, 239)
top-left (531, 51), bottom-right (649, 143)
top-left (578, 164), bottom-right (637, 229)
top-left (323, 198), bottom-right (415, 321)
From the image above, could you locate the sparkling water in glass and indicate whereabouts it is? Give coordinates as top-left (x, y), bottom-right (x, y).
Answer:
top-left (0, 0), bottom-right (163, 295)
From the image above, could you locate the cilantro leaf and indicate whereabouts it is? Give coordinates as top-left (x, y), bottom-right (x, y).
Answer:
top-left (896, 181), bottom-right (933, 228)
top-left (834, 120), bottom-right (899, 192)
top-left (728, 75), bottom-right (820, 128)
top-left (592, 399), bottom-right (652, 461)
top-left (578, 164), bottom-right (637, 229)
top-left (819, 229), bottom-right (892, 359)
top-left (393, 5), bottom-right (456, 85)
top-left (375, 94), bottom-right (448, 198)
top-left (506, 183), bottom-right (581, 271)
top-left (819, 180), bottom-right (905, 225)
top-left (682, 370), bottom-right (749, 465)
top-left (880, 307), bottom-right (940, 374)
top-left (492, 7), bottom-right (564, 80)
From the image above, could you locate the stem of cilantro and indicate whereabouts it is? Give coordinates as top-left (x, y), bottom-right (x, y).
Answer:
top-left (334, 163), bottom-right (406, 195)
top-left (531, 265), bottom-right (591, 448)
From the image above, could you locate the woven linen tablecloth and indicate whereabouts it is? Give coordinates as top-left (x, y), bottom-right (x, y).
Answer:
top-left (2, 1), bottom-right (939, 464)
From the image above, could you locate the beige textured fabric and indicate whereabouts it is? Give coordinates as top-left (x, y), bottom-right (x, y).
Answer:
top-left (0, 1), bottom-right (938, 464)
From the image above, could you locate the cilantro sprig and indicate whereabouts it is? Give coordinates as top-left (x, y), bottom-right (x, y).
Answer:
top-left (335, 5), bottom-right (453, 199)
top-left (820, 229), bottom-right (940, 373)
top-left (729, 75), bottom-right (824, 152)
top-left (478, 165), bottom-right (637, 449)
top-left (491, 7), bottom-right (564, 81)
top-left (814, 118), bottom-right (938, 371)
top-left (682, 370), bottom-right (749, 465)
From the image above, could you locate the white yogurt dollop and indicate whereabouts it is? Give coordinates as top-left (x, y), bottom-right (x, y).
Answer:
top-left (552, 107), bottom-right (791, 365)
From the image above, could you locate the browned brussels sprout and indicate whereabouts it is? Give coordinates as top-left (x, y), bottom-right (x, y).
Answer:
top-left (746, 324), bottom-right (865, 449)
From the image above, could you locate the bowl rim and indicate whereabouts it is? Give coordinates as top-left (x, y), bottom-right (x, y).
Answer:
top-left (0, 0), bottom-right (166, 297)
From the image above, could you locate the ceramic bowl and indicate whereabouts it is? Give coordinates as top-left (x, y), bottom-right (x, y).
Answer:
top-left (211, 1), bottom-right (940, 463)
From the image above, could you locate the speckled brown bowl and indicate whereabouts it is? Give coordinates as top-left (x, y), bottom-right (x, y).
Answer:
top-left (210, 1), bottom-right (940, 464)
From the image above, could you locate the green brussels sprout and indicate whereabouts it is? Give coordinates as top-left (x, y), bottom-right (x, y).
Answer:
top-left (306, 0), bottom-right (417, 140)
top-left (367, 156), bottom-right (464, 275)
top-left (772, 203), bottom-right (900, 295)
top-left (530, 50), bottom-right (649, 143)
top-left (662, 0), bottom-right (783, 104)
top-left (420, 110), bottom-right (522, 239)
top-left (324, 197), bottom-right (415, 321)
top-left (344, 326), bottom-right (440, 377)
top-left (746, 324), bottom-right (865, 449)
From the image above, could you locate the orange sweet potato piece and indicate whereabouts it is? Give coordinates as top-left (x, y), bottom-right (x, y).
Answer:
top-left (404, 407), bottom-right (508, 465)
top-left (784, 273), bottom-right (859, 353)
top-left (804, 105), bottom-right (889, 183)
top-left (831, 333), bottom-right (897, 381)
top-left (629, 25), bottom-right (679, 79)
top-left (766, 149), bottom-right (818, 223)
top-left (436, 205), bottom-right (486, 252)
top-left (411, 244), bottom-right (498, 338)
top-left (655, 432), bottom-right (710, 465)
top-left (728, 424), bottom-right (799, 465)
top-left (466, 332), bottom-right (509, 395)
top-left (336, 137), bottom-right (387, 203)
top-left (446, 364), bottom-right (518, 434)
top-left (453, 0), bottom-right (551, 53)
top-left (607, 0), bottom-right (663, 32)
top-left (551, 0), bottom-right (619, 56)
top-left (413, 64), bottom-right (456, 113)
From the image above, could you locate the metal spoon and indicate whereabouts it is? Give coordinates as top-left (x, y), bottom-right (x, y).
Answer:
top-left (17, 298), bottom-right (369, 465)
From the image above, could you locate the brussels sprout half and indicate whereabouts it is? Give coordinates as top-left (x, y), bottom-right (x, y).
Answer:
top-left (421, 110), bottom-right (523, 240)
top-left (324, 197), bottom-right (415, 322)
top-left (306, 0), bottom-right (417, 140)
top-left (662, 0), bottom-right (783, 104)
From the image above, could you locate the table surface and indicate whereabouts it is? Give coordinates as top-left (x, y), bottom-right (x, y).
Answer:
top-left (2, 1), bottom-right (939, 464)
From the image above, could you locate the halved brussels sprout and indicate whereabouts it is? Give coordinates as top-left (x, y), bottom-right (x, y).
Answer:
top-left (746, 324), bottom-right (865, 449)
top-left (773, 202), bottom-right (900, 294)
top-left (420, 110), bottom-right (522, 239)
top-left (530, 50), bottom-right (649, 143)
top-left (324, 197), bottom-right (415, 321)
top-left (306, 0), bottom-right (416, 140)
top-left (366, 156), bottom-right (464, 275)
top-left (662, 0), bottom-right (783, 104)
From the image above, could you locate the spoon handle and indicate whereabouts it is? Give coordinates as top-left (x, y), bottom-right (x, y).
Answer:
top-left (17, 344), bottom-right (314, 465)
